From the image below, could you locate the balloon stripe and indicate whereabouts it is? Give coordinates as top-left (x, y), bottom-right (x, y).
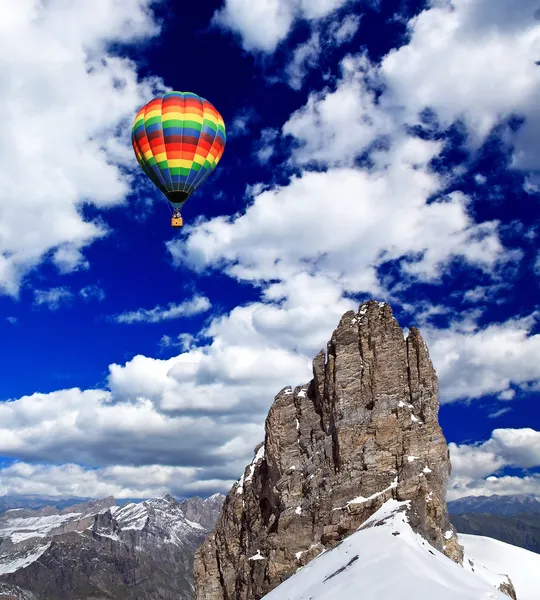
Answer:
top-left (143, 100), bottom-right (168, 191)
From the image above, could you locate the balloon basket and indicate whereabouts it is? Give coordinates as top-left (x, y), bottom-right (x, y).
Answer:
top-left (171, 216), bottom-right (183, 228)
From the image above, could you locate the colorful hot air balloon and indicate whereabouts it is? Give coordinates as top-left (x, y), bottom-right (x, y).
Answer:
top-left (131, 91), bottom-right (226, 228)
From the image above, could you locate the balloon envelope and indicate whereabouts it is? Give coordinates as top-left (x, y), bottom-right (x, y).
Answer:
top-left (132, 91), bottom-right (226, 209)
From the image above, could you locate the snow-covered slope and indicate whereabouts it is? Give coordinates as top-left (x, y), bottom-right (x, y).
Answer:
top-left (262, 500), bottom-right (512, 600)
top-left (460, 533), bottom-right (540, 600)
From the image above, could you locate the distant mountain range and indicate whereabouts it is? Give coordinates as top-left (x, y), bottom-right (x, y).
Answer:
top-left (448, 494), bottom-right (540, 516)
top-left (448, 494), bottom-right (540, 555)
top-left (0, 495), bottom-right (92, 514)
top-left (0, 493), bottom-right (225, 599)
top-left (0, 494), bottom-right (221, 515)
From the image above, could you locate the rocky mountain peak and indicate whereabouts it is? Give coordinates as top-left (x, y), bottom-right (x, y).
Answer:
top-left (179, 495), bottom-right (225, 531)
top-left (194, 300), bottom-right (465, 600)
top-left (161, 494), bottom-right (178, 505)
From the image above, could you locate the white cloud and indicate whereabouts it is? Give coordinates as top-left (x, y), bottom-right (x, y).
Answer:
top-left (286, 31), bottom-right (323, 91)
top-left (170, 115), bottom-right (504, 299)
top-left (425, 312), bottom-right (540, 402)
top-left (330, 13), bottom-right (361, 44)
top-left (228, 108), bottom-right (258, 138)
top-left (285, 15), bottom-right (361, 90)
top-left (79, 284), bottom-right (106, 302)
top-left (448, 428), bottom-right (540, 500)
top-left (283, 56), bottom-right (394, 165)
top-left (113, 295), bottom-right (211, 324)
top-left (380, 0), bottom-right (540, 178)
top-left (488, 407), bottom-right (512, 419)
top-left (0, 387), bottom-right (265, 472)
top-left (213, 0), bottom-right (353, 52)
top-left (0, 0), bottom-right (165, 296)
top-left (33, 286), bottom-right (73, 310)
top-left (256, 128), bottom-right (279, 164)
top-left (160, 333), bottom-right (196, 351)
top-left (0, 461), bottom-right (234, 499)
top-left (461, 284), bottom-right (511, 304)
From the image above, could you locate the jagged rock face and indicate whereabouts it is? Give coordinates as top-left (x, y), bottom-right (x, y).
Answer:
top-left (0, 495), bottom-right (207, 599)
top-left (194, 301), bottom-right (464, 600)
top-left (180, 495), bottom-right (226, 530)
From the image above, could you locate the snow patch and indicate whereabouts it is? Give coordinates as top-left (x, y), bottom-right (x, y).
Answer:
top-left (248, 550), bottom-right (266, 561)
top-left (407, 456), bottom-right (419, 462)
top-left (444, 530), bottom-right (453, 540)
top-left (295, 506), bottom-right (302, 515)
top-left (296, 543), bottom-right (320, 561)
top-left (333, 477), bottom-right (398, 511)
top-left (245, 445), bottom-right (265, 484)
top-left (398, 401), bottom-right (414, 409)
top-left (236, 473), bottom-right (245, 496)
top-left (0, 543), bottom-right (51, 575)
top-left (185, 518), bottom-right (205, 530)
top-left (423, 466), bottom-right (432, 474)
top-left (0, 512), bottom-right (82, 543)
top-left (115, 502), bottom-right (148, 531)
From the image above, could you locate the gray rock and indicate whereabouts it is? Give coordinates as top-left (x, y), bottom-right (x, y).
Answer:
top-left (0, 583), bottom-right (38, 599)
top-left (180, 495), bottom-right (226, 530)
top-left (194, 301), bottom-right (473, 600)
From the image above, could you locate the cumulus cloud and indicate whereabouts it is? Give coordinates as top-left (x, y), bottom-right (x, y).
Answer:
top-left (448, 428), bottom-right (540, 500)
top-left (0, 387), bottom-right (265, 471)
top-left (425, 312), bottom-right (540, 402)
top-left (0, 461), bottom-right (234, 499)
top-left (33, 286), bottom-right (74, 310)
top-left (380, 0), bottom-right (540, 179)
top-left (213, 0), bottom-right (353, 52)
top-left (169, 67), bottom-right (505, 296)
top-left (0, 0), bottom-right (164, 296)
top-left (285, 15), bottom-right (361, 90)
top-left (113, 295), bottom-right (212, 324)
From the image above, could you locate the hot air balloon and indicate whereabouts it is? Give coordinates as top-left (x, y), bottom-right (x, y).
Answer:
top-left (131, 91), bottom-right (226, 227)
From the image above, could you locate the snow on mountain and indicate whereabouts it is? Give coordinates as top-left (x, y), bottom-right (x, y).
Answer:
top-left (0, 494), bottom-right (210, 599)
top-left (460, 533), bottom-right (540, 600)
top-left (262, 500), bottom-right (512, 600)
top-left (114, 502), bottom-right (148, 531)
top-left (0, 582), bottom-right (38, 599)
top-left (0, 513), bottom-right (82, 543)
top-left (0, 543), bottom-right (51, 576)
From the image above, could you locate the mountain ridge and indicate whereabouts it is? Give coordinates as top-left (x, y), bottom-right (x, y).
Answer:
top-left (0, 494), bottom-right (223, 599)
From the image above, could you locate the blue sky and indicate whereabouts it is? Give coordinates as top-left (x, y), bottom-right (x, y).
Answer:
top-left (0, 0), bottom-right (539, 500)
